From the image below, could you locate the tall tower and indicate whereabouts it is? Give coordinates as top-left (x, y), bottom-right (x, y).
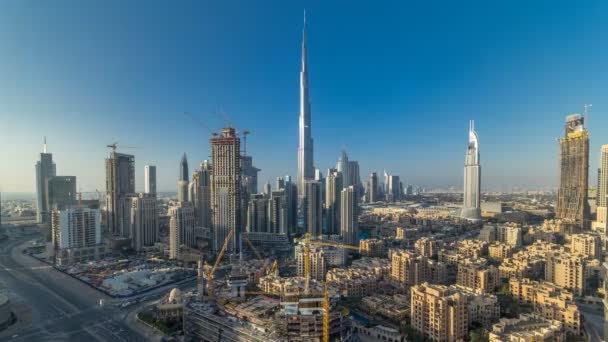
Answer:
top-left (130, 193), bottom-right (159, 251)
top-left (336, 151), bottom-right (349, 190)
top-left (105, 150), bottom-right (135, 236)
top-left (144, 165), bottom-right (156, 194)
top-left (210, 127), bottom-right (241, 253)
top-left (340, 186), bottom-right (358, 245)
top-left (557, 114), bottom-right (589, 228)
top-left (36, 137), bottom-right (57, 223)
top-left (178, 153), bottom-right (189, 203)
top-left (192, 160), bottom-right (213, 229)
top-left (596, 145), bottom-right (608, 208)
top-left (461, 120), bottom-right (481, 222)
top-left (369, 172), bottom-right (378, 203)
top-left (297, 12), bottom-right (315, 203)
top-left (326, 169), bottom-right (343, 235)
top-left (304, 180), bottom-right (322, 236)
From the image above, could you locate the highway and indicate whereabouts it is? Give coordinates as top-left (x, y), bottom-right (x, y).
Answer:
top-left (0, 232), bottom-right (157, 342)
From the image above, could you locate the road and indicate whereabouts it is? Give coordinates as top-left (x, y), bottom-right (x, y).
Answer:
top-left (0, 232), bottom-right (159, 342)
top-left (578, 302), bottom-right (604, 342)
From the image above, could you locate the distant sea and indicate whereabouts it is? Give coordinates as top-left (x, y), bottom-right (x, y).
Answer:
top-left (1, 192), bottom-right (36, 200)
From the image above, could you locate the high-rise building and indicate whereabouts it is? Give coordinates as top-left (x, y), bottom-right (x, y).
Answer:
top-left (570, 233), bottom-right (601, 259)
top-left (130, 193), bottom-right (159, 251)
top-left (557, 114), bottom-right (589, 228)
top-left (340, 186), bottom-right (358, 245)
top-left (410, 283), bottom-right (468, 342)
top-left (297, 13), bottom-right (315, 203)
top-left (593, 145), bottom-right (608, 234)
top-left (36, 138), bottom-right (56, 223)
top-left (144, 165), bottom-right (156, 194)
top-left (336, 151), bottom-right (349, 190)
top-left (284, 176), bottom-right (298, 234)
top-left (304, 180), bottom-right (322, 236)
top-left (325, 169), bottom-right (343, 235)
top-left (348, 160), bottom-right (361, 190)
top-left (269, 190), bottom-right (288, 234)
top-left (52, 201), bottom-right (104, 265)
top-left (105, 150), bottom-right (135, 237)
top-left (169, 202), bottom-right (196, 259)
top-left (246, 194), bottom-right (269, 233)
top-left (45, 176), bottom-right (76, 215)
top-left (369, 172), bottom-right (378, 203)
top-left (388, 175), bottom-right (400, 202)
top-left (276, 177), bottom-right (285, 190)
top-left (192, 160), bottom-right (212, 229)
top-left (210, 127), bottom-right (241, 253)
top-left (241, 155), bottom-right (260, 195)
top-left (178, 153), bottom-right (189, 203)
top-left (263, 182), bottom-right (272, 197)
top-left (461, 120), bottom-right (482, 222)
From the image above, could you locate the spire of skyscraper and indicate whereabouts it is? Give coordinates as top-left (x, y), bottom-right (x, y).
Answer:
top-left (297, 10), bottom-right (314, 202)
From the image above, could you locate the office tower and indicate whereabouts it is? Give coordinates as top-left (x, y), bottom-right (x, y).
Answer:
top-left (595, 146), bottom-right (608, 231)
top-left (105, 150), bottom-right (135, 237)
top-left (36, 137), bottom-right (57, 223)
top-left (383, 170), bottom-right (389, 199)
top-left (347, 161), bottom-right (361, 189)
top-left (304, 180), bottom-right (322, 236)
top-left (51, 202), bottom-right (103, 265)
top-left (336, 151), bottom-right (349, 190)
top-left (369, 172), bottom-right (378, 203)
top-left (263, 182), bottom-right (272, 197)
top-left (410, 283), bottom-right (468, 342)
top-left (297, 13), bottom-right (315, 202)
top-left (169, 203), bottom-right (196, 259)
top-left (557, 114), bottom-right (590, 228)
top-left (192, 160), bottom-right (213, 229)
top-left (284, 176), bottom-right (298, 233)
top-left (144, 165), bottom-right (156, 194)
top-left (177, 153), bottom-right (189, 203)
top-left (210, 127), bottom-right (241, 253)
top-left (241, 155), bottom-right (260, 195)
top-left (406, 184), bottom-right (414, 196)
top-left (269, 190), bottom-right (288, 234)
top-left (246, 194), bottom-right (269, 232)
top-left (276, 177), bottom-right (285, 190)
top-left (325, 169), bottom-right (343, 235)
top-left (45, 176), bottom-right (76, 215)
top-left (461, 120), bottom-right (482, 222)
top-left (130, 193), bottom-right (159, 251)
top-left (340, 186), bottom-right (358, 245)
top-left (388, 175), bottom-right (400, 202)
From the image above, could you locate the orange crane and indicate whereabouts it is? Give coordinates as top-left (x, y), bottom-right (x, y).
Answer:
top-left (205, 227), bottom-right (235, 298)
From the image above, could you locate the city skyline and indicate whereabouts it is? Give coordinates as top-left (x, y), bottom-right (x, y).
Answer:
top-left (2, 1), bottom-right (608, 193)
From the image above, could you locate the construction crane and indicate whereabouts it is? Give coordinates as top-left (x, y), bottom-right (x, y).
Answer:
top-left (205, 227), bottom-right (235, 298)
top-left (106, 142), bottom-right (140, 153)
top-left (243, 235), bottom-right (276, 275)
top-left (244, 285), bottom-right (331, 342)
top-left (302, 233), bottom-right (360, 292)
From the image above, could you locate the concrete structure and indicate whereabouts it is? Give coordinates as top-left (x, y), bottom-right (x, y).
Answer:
top-left (297, 14), bottom-right (315, 203)
top-left (460, 120), bottom-right (481, 221)
top-left (410, 283), bottom-right (468, 342)
top-left (325, 169), bottom-right (343, 235)
top-left (557, 113), bottom-right (589, 229)
top-left (144, 165), bottom-right (156, 194)
top-left (359, 238), bottom-right (384, 257)
top-left (35, 138), bottom-right (56, 223)
top-left (105, 151), bottom-right (135, 237)
top-left (191, 160), bottom-right (212, 230)
top-left (169, 203), bottom-right (195, 259)
top-left (52, 202), bottom-right (105, 265)
top-left (488, 314), bottom-right (564, 342)
top-left (129, 193), bottom-right (158, 251)
top-left (45, 176), bottom-right (76, 217)
top-left (369, 172), bottom-right (378, 203)
top-left (177, 153), bottom-right (189, 203)
top-left (391, 250), bottom-right (447, 286)
top-left (304, 180), bottom-right (322, 236)
top-left (210, 127), bottom-right (241, 253)
top-left (340, 186), bottom-right (358, 245)
top-left (545, 250), bottom-right (586, 296)
top-left (570, 233), bottom-right (601, 259)
top-left (456, 259), bottom-right (499, 294)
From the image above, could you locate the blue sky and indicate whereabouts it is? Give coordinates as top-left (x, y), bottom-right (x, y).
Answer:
top-left (1, 0), bottom-right (607, 193)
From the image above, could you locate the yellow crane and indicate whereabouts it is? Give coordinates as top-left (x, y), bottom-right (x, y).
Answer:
top-left (205, 227), bottom-right (235, 298)
top-left (302, 233), bottom-right (360, 292)
top-left (244, 235), bottom-right (278, 276)
top-left (244, 284), bottom-right (331, 342)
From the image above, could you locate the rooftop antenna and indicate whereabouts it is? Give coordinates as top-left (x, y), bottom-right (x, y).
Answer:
top-left (584, 104), bottom-right (592, 128)
top-left (43, 136), bottom-right (48, 153)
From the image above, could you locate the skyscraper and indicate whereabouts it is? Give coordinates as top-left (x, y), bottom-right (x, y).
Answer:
top-left (178, 153), bottom-right (189, 203)
top-left (105, 150), bottom-right (135, 236)
top-left (144, 165), bottom-right (156, 194)
top-left (369, 172), bottom-right (378, 203)
top-left (210, 127), bottom-right (241, 253)
top-left (596, 145), bottom-right (608, 208)
top-left (241, 155), bottom-right (260, 195)
top-left (325, 169), bottom-right (343, 235)
top-left (45, 176), bottom-right (76, 215)
top-left (388, 175), bottom-right (401, 202)
top-left (348, 160), bottom-right (361, 189)
top-left (284, 175), bottom-right (298, 234)
top-left (246, 194), bottom-right (269, 233)
top-left (130, 193), bottom-right (159, 252)
top-left (340, 186), bottom-right (358, 245)
top-left (169, 202), bottom-right (196, 259)
top-left (297, 12), bottom-right (315, 203)
top-left (51, 201), bottom-right (103, 266)
top-left (304, 180), bottom-right (322, 236)
top-left (36, 137), bottom-right (56, 223)
top-left (460, 120), bottom-right (481, 222)
top-left (269, 190), bottom-right (288, 234)
top-left (336, 151), bottom-right (349, 191)
top-left (192, 160), bottom-right (212, 229)
top-left (557, 114), bottom-right (589, 228)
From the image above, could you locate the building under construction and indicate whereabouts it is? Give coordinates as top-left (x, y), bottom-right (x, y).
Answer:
top-left (556, 113), bottom-right (590, 229)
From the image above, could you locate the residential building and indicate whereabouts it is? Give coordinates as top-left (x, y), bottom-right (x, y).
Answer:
top-left (325, 169), bottom-right (342, 235)
top-left (391, 250), bottom-right (447, 286)
top-left (545, 251), bottom-right (585, 296)
top-left (169, 203), bottom-right (196, 259)
top-left (570, 233), bottom-right (601, 259)
top-left (359, 239), bottom-right (384, 257)
top-left (415, 237), bottom-right (442, 258)
top-left (489, 314), bottom-right (564, 342)
top-left (340, 186), bottom-right (358, 245)
top-left (105, 150), bottom-right (135, 237)
top-left (456, 259), bottom-right (500, 293)
top-left (129, 193), bottom-right (159, 251)
top-left (52, 202), bottom-right (105, 265)
top-left (192, 160), bottom-right (212, 229)
top-left (304, 180), bottom-right (322, 236)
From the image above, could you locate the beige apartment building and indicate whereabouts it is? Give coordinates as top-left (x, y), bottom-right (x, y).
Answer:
top-left (415, 237), bottom-right (442, 258)
top-left (391, 250), bottom-right (447, 286)
top-left (545, 251), bottom-right (586, 296)
top-left (456, 259), bottom-right (500, 294)
top-left (569, 233), bottom-right (601, 259)
top-left (488, 242), bottom-right (514, 261)
top-left (359, 238), bottom-right (385, 257)
top-left (489, 314), bottom-right (564, 342)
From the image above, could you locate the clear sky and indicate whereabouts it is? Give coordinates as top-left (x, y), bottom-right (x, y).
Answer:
top-left (1, 0), bottom-right (607, 193)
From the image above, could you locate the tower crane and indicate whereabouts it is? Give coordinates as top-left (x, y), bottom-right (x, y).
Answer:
top-left (243, 235), bottom-right (277, 275)
top-left (106, 142), bottom-right (140, 153)
top-left (205, 227), bottom-right (235, 298)
top-left (302, 232), bottom-right (360, 292)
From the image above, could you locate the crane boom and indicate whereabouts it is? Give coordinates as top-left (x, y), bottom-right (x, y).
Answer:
top-left (244, 236), bottom-right (263, 260)
top-left (206, 227), bottom-right (235, 297)
top-left (303, 233), bottom-right (360, 292)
